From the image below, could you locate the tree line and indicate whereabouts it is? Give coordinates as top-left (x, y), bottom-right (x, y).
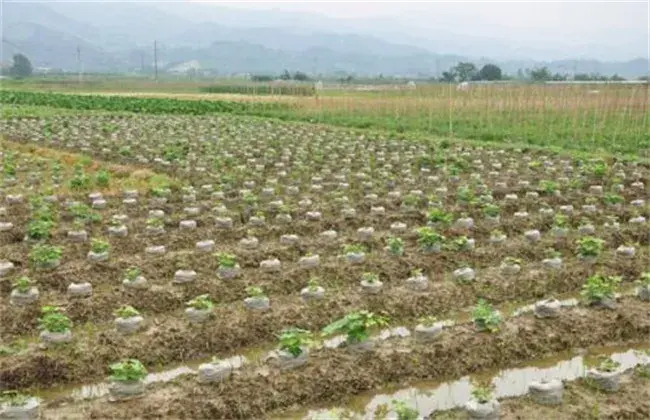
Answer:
top-left (3, 53), bottom-right (644, 83)
top-left (438, 61), bottom-right (633, 83)
top-left (1, 54), bottom-right (33, 78)
top-left (251, 70), bottom-right (310, 82)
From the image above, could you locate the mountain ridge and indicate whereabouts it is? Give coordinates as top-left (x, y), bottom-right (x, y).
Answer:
top-left (1, 1), bottom-right (647, 78)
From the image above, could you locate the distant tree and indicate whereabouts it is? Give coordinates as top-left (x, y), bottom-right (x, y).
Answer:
top-left (477, 64), bottom-right (502, 81)
top-left (251, 74), bottom-right (273, 82)
top-left (453, 62), bottom-right (477, 82)
top-left (550, 73), bottom-right (568, 81)
top-left (440, 70), bottom-right (457, 83)
top-left (293, 71), bottom-right (309, 81)
top-left (9, 53), bottom-right (33, 78)
top-left (573, 73), bottom-right (622, 82)
top-left (280, 69), bottom-right (291, 80)
top-left (637, 75), bottom-right (649, 81)
top-left (530, 67), bottom-right (551, 82)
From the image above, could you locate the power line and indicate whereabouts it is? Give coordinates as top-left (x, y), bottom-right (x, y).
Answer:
top-left (77, 45), bottom-right (82, 83)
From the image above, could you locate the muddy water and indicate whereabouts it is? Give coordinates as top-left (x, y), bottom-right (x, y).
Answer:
top-left (291, 343), bottom-right (650, 420)
top-left (448, 287), bottom-right (637, 325)
top-left (36, 346), bottom-right (266, 402)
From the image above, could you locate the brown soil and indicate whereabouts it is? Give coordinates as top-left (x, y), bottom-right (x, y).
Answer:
top-left (2, 117), bottom-right (649, 420)
top-left (36, 298), bottom-right (650, 419)
top-left (1, 246), bottom-right (647, 391)
top-left (1, 243), bottom-right (647, 338)
top-left (2, 189), bottom-right (648, 340)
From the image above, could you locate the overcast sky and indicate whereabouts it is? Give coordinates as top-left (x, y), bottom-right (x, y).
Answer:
top-left (205, 0), bottom-right (644, 24)
top-left (187, 1), bottom-right (649, 60)
top-left (204, 1), bottom-right (647, 34)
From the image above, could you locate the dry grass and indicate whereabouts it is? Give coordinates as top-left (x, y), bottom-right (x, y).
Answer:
top-left (1, 138), bottom-right (173, 196)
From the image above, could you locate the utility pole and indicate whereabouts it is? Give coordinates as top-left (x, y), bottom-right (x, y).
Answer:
top-left (76, 45), bottom-right (82, 84)
top-left (140, 51), bottom-right (144, 74)
top-left (153, 40), bottom-right (158, 81)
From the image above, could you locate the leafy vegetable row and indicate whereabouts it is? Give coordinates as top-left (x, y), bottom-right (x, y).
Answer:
top-left (0, 90), bottom-right (291, 115)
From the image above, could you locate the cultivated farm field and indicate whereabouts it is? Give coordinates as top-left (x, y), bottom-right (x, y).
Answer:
top-left (0, 92), bottom-right (649, 419)
top-left (3, 79), bottom-right (649, 156)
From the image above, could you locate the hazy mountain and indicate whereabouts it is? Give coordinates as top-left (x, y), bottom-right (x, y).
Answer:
top-left (136, 41), bottom-right (467, 76)
top-left (46, 2), bottom-right (193, 46)
top-left (1, 1), bottom-right (647, 78)
top-left (170, 23), bottom-right (431, 57)
top-left (1, 22), bottom-right (122, 71)
top-left (155, 3), bottom-right (355, 33)
top-left (1, 2), bottom-right (97, 40)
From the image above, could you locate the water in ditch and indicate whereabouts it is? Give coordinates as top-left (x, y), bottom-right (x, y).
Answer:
top-left (285, 343), bottom-right (650, 420)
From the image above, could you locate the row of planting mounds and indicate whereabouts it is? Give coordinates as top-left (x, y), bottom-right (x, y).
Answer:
top-left (199, 84), bottom-right (315, 97)
top-left (1, 290), bottom-right (648, 391)
top-left (1, 248), bottom-right (646, 340)
top-left (38, 298), bottom-right (650, 419)
top-left (0, 90), bottom-right (291, 115)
